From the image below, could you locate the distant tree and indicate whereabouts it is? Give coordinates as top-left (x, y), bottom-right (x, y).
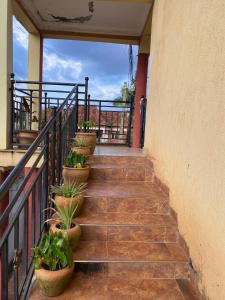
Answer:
top-left (113, 82), bottom-right (135, 107)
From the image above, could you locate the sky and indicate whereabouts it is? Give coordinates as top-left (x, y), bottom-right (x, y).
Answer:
top-left (13, 17), bottom-right (138, 100)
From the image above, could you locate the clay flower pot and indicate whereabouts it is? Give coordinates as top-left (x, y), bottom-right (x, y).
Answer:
top-left (55, 194), bottom-right (84, 217)
top-left (71, 146), bottom-right (92, 156)
top-left (50, 222), bottom-right (81, 250)
top-left (75, 132), bottom-right (96, 154)
top-left (62, 166), bottom-right (90, 184)
top-left (35, 264), bottom-right (74, 297)
top-left (16, 130), bottom-right (38, 149)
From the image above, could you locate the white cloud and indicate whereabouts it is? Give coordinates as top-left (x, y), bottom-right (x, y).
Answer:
top-left (13, 17), bottom-right (28, 50)
top-left (43, 50), bottom-right (83, 82)
top-left (89, 78), bottom-right (125, 100)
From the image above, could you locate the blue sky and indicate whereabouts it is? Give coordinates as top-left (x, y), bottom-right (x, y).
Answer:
top-left (13, 17), bottom-right (138, 100)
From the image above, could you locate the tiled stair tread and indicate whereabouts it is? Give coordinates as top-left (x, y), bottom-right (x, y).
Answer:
top-left (73, 241), bottom-right (189, 262)
top-left (86, 181), bottom-right (168, 198)
top-left (80, 224), bottom-right (178, 243)
top-left (76, 212), bottom-right (176, 226)
top-left (30, 275), bottom-right (193, 300)
top-left (82, 195), bottom-right (169, 214)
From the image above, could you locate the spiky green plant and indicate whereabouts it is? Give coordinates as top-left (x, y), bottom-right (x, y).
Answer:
top-left (46, 199), bottom-right (78, 230)
top-left (78, 120), bottom-right (96, 132)
top-left (51, 182), bottom-right (87, 198)
top-left (64, 152), bottom-right (86, 168)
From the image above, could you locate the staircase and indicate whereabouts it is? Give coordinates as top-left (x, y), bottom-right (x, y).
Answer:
top-left (30, 147), bottom-right (203, 299)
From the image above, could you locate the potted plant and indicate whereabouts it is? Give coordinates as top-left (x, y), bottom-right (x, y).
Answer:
top-left (16, 114), bottom-right (39, 149)
top-left (33, 231), bottom-right (74, 297)
top-left (76, 120), bottom-right (96, 154)
top-left (71, 138), bottom-right (92, 156)
top-left (48, 200), bottom-right (81, 250)
top-left (51, 182), bottom-right (87, 217)
top-left (62, 152), bottom-right (90, 184)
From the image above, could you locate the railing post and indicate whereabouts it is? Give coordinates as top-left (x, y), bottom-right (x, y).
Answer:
top-left (98, 101), bottom-right (101, 144)
top-left (10, 73), bottom-right (15, 148)
top-left (57, 112), bottom-right (62, 185)
top-left (84, 77), bottom-right (89, 122)
top-left (51, 107), bottom-right (57, 187)
top-left (87, 94), bottom-right (90, 121)
top-left (127, 96), bottom-right (134, 147)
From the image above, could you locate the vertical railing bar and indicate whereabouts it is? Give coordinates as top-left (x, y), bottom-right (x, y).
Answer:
top-left (29, 91), bottom-right (33, 131)
top-left (98, 101), bottom-right (101, 144)
top-left (31, 186), bottom-right (36, 248)
top-left (1, 241), bottom-right (9, 300)
top-left (13, 219), bottom-right (19, 300)
top-left (23, 201), bottom-right (28, 274)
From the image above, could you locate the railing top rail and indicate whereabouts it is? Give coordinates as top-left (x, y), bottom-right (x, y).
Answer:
top-left (14, 79), bottom-right (87, 87)
top-left (0, 83), bottom-right (78, 202)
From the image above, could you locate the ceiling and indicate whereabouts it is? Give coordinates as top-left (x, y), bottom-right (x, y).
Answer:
top-left (18, 0), bottom-right (152, 39)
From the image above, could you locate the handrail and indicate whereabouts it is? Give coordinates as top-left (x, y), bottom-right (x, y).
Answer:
top-left (0, 84), bottom-right (77, 202)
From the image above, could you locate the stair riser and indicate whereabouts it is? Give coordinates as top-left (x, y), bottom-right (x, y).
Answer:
top-left (80, 225), bottom-right (178, 243)
top-left (82, 197), bottom-right (170, 214)
top-left (74, 261), bottom-right (190, 280)
top-left (90, 167), bottom-right (154, 182)
top-left (93, 156), bottom-right (152, 166)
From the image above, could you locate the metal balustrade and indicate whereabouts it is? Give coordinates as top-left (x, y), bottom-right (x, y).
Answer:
top-left (0, 78), bottom-right (87, 300)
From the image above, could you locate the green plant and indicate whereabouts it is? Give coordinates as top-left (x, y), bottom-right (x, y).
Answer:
top-left (48, 199), bottom-right (78, 230)
top-left (64, 152), bottom-right (86, 168)
top-left (51, 182), bottom-right (87, 198)
top-left (33, 231), bottom-right (73, 271)
top-left (71, 138), bottom-right (90, 148)
top-left (78, 120), bottom-right (96, 132)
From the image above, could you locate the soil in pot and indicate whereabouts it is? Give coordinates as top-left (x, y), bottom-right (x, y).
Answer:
top-left (55, 194), bottom-right (84, 217)
top-left (62, 166), bottom-right (90, 184)
top-left (35, 264), bottom-right (74, 297)
top-left (50, 222), bottom-right (81, 250)
top-left (75, 132), bottom-right (96, 154)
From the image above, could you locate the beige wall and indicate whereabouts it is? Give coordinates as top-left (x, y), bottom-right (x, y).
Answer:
top-left (144, 0), bottom-right (225, 299)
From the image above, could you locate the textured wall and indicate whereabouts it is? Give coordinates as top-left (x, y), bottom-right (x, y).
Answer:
top-left (144, 0), bottom-right (225, 299)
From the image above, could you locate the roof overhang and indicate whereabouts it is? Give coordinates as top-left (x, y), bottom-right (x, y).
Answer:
top-left (14, 0), bottom-right (154, 45)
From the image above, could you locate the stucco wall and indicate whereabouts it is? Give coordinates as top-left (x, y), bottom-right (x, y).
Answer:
top-left (144, 0), bottom-right (225, 299)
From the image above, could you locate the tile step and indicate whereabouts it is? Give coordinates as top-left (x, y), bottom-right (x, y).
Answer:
top-left (90, 164), bottom-right (154, 182)
top-left (30, 276), bottom-right (197, 299)
top-left (82, 195), bottom-right (169, 214)
top-left (73, 241), bottom-right (189, 263)
top-left (80, 224), bottom-right (179, 243)
top-left (76, 212), bottom-right (176, 226)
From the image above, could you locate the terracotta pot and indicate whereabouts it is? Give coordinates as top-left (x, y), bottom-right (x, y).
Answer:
top-left (55, 194), bottom-right (84, 217)
top-left (16, 130), bottom-right (38, 149)
top-left (35, 264), bottom-right (74, 297)
top-left (71, 146), bottom-right (92, 156)
top-left (50, 222), bottom-right (81, 250)
top-left (75, 132), bottom-right (96, 154)
top-left (62, 166), bottom-right (90, 184)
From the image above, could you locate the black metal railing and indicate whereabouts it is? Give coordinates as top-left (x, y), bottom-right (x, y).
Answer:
top-left (77, 98), bottom-right (134, 146)
top-left (10, 74), bottom-right (89, 148)
top-left (0, 78), bottom-right (87, 299)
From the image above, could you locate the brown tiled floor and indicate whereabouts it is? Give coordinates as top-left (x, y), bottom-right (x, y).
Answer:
top-left (30, 146), bottom-right (203, 299)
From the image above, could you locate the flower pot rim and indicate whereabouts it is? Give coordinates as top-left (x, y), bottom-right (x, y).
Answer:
top-left (76, 132), bottom-right (96, 136)
top-left (63, 165), bottom-right (90, 170)
top-left (15, 130), bottom-right (39, 134)
top-left (52, 222), bottom-right (79, 233)
top-left (55, 194), bottom-right (83, 199)
top-left (35, 264), bottom-right (74, 274)
top-left (72, 146), bottom-right (92, 149)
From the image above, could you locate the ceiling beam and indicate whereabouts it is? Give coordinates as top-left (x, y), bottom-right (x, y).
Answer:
top-left (13, 0), bottom-right (39, 33)
top-left (40, 30), bottom-right (140, 45)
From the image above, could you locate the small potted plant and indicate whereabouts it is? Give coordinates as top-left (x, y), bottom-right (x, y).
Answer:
top-left (48, 200), bottom-right (81, 250)
top-left (62, 152), bottom-right (90, 184)
top-left (51, 182), bottom-right (87, 217)
top-left (16, 113), bottom-right (39, 149)
top-left (76, 120), bottom-right (96, 154)
top-left (33, 231), bottom-right (74, 297)
top-left (71, 138), bottom-right (92, 156)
